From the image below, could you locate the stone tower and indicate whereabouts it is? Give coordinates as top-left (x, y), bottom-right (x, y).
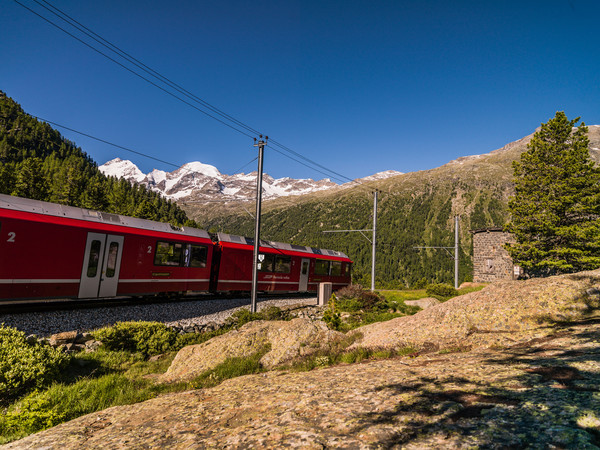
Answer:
top-left (471, 227), bottom-right (522, 282)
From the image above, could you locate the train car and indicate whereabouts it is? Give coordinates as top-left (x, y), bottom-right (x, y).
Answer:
top-left (0, 194), bottom-right (214, 301)
top-left (213, 233), bottom-right (352, 293)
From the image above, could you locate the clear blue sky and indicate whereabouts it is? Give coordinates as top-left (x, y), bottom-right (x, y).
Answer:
top-left (1, 0), bottom-right (599, 182)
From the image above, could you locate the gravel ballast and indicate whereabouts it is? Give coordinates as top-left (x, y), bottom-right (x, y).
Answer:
top-left (0, 296), bottom-right (317, 337)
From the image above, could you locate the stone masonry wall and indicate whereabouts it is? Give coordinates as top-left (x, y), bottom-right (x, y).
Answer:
top-left (472, 228), bottom-right (520, 282)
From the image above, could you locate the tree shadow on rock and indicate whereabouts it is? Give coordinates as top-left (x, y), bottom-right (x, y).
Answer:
top-left (351, 323), bottom-right (600, 448)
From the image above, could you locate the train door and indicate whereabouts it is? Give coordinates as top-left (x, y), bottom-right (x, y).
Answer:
top-left (299, 258), bottom-right (310, 291)
top-left (78, 233), bottom-right (124, 298)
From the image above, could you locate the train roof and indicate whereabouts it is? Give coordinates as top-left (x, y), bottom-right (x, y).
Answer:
top-left (0, 194), bottom-right (211, 240)
top-left (217, 232), bottom-right (351, 260)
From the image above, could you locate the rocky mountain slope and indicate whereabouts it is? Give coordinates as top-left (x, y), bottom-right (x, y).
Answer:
top-left (194, 126), bottom-right (600, 287)
top-left (6, 270), bottom-right (600, 449)
top-left (99, 158), bottom-right (402, 202)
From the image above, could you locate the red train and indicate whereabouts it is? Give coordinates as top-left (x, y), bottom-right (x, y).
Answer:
top-left (0, 194), bottom-right (352, 301)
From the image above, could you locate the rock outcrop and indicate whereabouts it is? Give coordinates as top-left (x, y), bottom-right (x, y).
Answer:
top-left (161, 318), bottom-right (345, 383)
top-left (4, 270), bottom-right (600, 448)
top-left (352, 270), bottom-right (600, 351)
top-left (5, 320), bottom-right (600, 449)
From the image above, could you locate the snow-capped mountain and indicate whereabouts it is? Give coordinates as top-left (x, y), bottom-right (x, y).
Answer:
top-left (99, 158), bottom-right (402, 202)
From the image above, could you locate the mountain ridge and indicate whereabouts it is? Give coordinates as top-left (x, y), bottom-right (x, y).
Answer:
top-left (99, 158), bottom-right (403, 202)
top-left (193, 125), bottom-right (600, 287)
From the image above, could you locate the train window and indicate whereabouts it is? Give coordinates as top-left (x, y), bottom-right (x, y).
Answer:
top-left (87, 240), bottom-right (102, 278)
top-left (343, 263), bottom-right (351, 276)
top-left (189, 245), bottom-right (208, 268)
top-left (330, 261), bottom-right (342, 276)
top-left (274, 256), bottom-right (291, 274)
top-left (258, 253), bottom-right (275, 272)
top-left (314, 259), bottom-right (330, 276)
top-left (301, 260), bottom-right (309, 275)
top-left (154, 241), bottom-right (184, 266)
top-left (105, 242), bottom-right (119, 277)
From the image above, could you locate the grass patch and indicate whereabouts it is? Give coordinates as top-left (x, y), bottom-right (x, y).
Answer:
top-left (380, 285), bottom-right (486, 302)
top-left (285, 344), bottom-right (418, 372)
top-left (323, 287), bottom-right (421, 331)
top-left (0, 358), bottom-right (188, 444)
top-left (190, 345), bottom-right (271, 389)
top-left (379, 289), bottom-right (429, 302)
top-left (457, 285), bottom-right (486, 296)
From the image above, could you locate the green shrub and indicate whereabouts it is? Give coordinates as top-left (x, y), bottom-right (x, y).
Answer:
top-left (412, 277), bottom-right (429, 289)
top-left (322, 307), bottom-right (342, 330)
top-left (335, 286), bottom-right (387, 312)
top-left (358, 291), bottom-right (385, 311)
top-left (335, 296), bottom-right (364, 312)
top-left (224, 306), bottom-right (289, 329)
top-left (224, 309), bottom-right (260, 328)
top-left (336, 284), bottom-right (365, 300)
top-left (0, 325), bottom-right (70, 402)
top-left (323, 294), bottom-right (343, 330)
top-left (260, 306), bottom-right (289, 321)
top-left (92, 321), bottom-right (178, 357)
top-left (426, 283), bottom-right (459, 299)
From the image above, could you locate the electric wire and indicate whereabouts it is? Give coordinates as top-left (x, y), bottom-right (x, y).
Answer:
top-left (268, 147), bottom-right (347, 184)
top-left (33, 115), bottom-right (258, 187)
top-left (33, 0), bottom-right (263, 138)
top-left (14, 0), bottom-right (379, 194)
top-left (269, 138), bottom-right (355, 183)
top-left (12, 0), bottom-right (256, 140)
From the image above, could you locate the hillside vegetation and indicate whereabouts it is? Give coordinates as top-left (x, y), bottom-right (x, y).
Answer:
top-left (0, 91), bottom-right (194, 226)
top-left (190, 126), bottom-right (600, 288)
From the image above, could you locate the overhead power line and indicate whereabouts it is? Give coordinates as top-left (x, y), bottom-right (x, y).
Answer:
top-left (14, 0), bottom-right (385, 194)
top-left (13, 0), bottom-right (256, 140)
top-left (33, 0), bottom-right (263, 138)
top-left (34, 115), bottom-right (258, 187)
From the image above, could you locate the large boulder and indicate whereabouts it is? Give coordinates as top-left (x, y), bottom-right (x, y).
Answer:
top-left (352, 270), bottom-right (600, 351)
top-left (161, 318), bottom-right (345, 383)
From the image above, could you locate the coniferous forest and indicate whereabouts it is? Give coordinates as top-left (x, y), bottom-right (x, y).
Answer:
top-left (194, 125), bottom-right (600, 288)
top-left (5, 88), bottom-right (600, 288)
top-left (0, 91), bottom-right (195, 227)
top-left (199, 184), bottom-right (506, 288)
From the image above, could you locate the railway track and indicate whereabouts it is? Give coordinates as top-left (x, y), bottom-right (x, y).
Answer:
top-left (0, 293), bottom-right (318, 338)
top-left (0, 292), bottom-right (316, 314)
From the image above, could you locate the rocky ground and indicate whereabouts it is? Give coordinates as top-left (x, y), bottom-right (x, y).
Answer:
top-left (4, 271), bottom-right (600, 449)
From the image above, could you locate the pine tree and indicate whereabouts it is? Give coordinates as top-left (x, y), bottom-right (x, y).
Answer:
top-left (505, 111), bottom-right (600, 275)
top-left (0, 162), bottom-right (16, 194)
top-left (12, 157), bottom-right (49, 200)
